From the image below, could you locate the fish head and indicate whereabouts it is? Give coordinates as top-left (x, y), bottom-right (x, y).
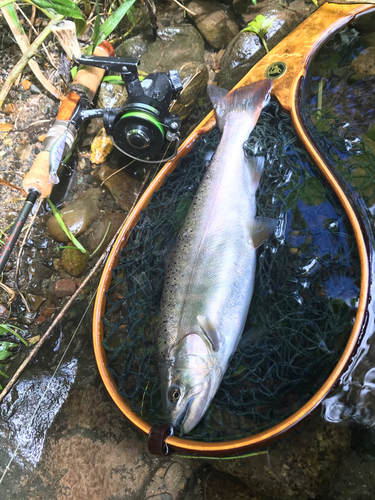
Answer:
top-left (159, 332), bottom-right (222, 435)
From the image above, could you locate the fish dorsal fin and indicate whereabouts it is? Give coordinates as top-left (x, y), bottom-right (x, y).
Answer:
top-left (249, 217), bottom-right (278, 248)
top-left (246, 156), bottom-right (265, 190)
top-left (197, 315), bottom-right (222, 351)
top-left (207, 80), bottom-right (273, 132)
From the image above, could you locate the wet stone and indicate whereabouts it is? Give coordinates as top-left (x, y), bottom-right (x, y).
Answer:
top-left (21, 311), bottom-right (37, 325)
top-left (187, 0), bottom-right (239, 49)
top-left (93, 164), bottom-right (141, 212)
top-left (97, 82), bottom-right (128, 110)
top-left (115, 31), bottom-right (155, 59)
top-left (86, 212), bottom-right (124, 253)
top-left (47, 188), bottom-right (101, 243)
top-left (210, 417), bottom-right (351, 500)
top-left (61, 248), bottom-right (88, 278)
top-left (25, 293), bottom-right (46, 312)
top-left (170, 61), bottom-right (209, 123)
top-left (145, 460), bottom-right (194, 500)
top-left (218, 8), bottom-right (304, 89)
top-left (350, 46), bottom-right (375, 82)
top-left (54, 279), bottom-right (76, 298)
top-left (138, 25), bottom-right (205, 75)
top-left (39, 297), bottom-right (56, 318)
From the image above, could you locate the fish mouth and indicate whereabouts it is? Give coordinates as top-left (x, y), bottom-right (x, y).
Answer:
top-left (173, 396), bottom-right (195, 434)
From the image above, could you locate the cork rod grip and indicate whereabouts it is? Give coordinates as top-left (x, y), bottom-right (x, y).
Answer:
top-left (22, 151), bottom-right (53, 199)
top-left (72, 41), bottom-right (115, 99)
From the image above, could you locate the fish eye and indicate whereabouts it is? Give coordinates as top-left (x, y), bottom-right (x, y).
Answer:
top-left (168, 386), bottom-right (181, 403)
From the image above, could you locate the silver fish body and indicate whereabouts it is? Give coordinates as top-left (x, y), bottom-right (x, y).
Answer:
top-left (158, 80), bottom-right (275, 434)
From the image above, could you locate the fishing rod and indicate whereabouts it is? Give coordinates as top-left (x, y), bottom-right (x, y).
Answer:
top-left (0, 27), bottom-right (183, 276)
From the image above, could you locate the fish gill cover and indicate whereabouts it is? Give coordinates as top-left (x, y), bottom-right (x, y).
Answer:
top-left (101, 100), bottom-right (360, 442)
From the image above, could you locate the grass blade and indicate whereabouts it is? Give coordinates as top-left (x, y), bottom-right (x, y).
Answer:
top-left (96, 0), bottom-right (137, 46)
top-left (47, 198), bottom-right (86, 253)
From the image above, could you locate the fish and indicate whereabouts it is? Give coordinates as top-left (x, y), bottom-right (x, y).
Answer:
top-left (157, 79), bottom-right (276, 435)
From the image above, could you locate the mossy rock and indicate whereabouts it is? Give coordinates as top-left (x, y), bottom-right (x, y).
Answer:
top-left (61, 247), bottom-right (88, 277)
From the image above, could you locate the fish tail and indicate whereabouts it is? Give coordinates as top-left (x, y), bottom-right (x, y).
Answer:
top-left (207, 80), bottom-right (273, 132)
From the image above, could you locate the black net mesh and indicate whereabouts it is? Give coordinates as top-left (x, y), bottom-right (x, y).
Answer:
top-left (102, 100), bottom-right (360, 442)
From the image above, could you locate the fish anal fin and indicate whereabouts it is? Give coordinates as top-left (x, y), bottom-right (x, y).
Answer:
top-left (250, 217), bottom-right (278, 248)
top-left (197, 315), bottom-right (222, 351)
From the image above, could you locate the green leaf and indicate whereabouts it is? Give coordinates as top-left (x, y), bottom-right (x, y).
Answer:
top-left (126, 5), bottom-right (136, 25)
top-left (102, 75), bottom-right (125, 84)
top-left (74, 18), bottom-right (87, 36)
top-left (47, 198), bottom-right (87, 253)
top-left (0, 324), bottom-right (28, 346)
top-left (95, 0), bottom-right (137, 46)
top-left (70, 65), bottom-right (78, 79)
top-left (241, 14), bottom-right (273, 38)
top-left (5, 4), bottom-right (26, 36)
top-left (30, 0), bottom-right (85, 20)
top-left (92, 0), bottom-right (101, 52)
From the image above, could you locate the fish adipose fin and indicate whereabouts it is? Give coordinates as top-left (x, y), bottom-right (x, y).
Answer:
top-left (197, 315), bottom-right (222, 351)
top-left (249, 217), bottom-right (278, 248)
top-left (207, 80), bottom-right (273, 132)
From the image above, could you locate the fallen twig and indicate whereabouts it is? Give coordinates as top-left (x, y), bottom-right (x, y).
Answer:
top-left (0, 14), bottom-right (64, 110)
top-left (171, 0), bottom-right (196, 16)
top-left (100, 160), bottom-right (135, 186)
top-left (0, 282), bottom-right (16, 305)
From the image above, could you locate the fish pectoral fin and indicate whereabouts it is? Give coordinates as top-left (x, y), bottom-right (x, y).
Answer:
top-left (246, 156), bottom-right (265, 190)
top-left (249, 217), bottom-right (278, 249)
top-left (197, 315), bottom-right (222, 351)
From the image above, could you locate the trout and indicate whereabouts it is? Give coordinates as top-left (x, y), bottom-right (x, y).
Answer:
top-left (158, 80), bottom-right (276, 435)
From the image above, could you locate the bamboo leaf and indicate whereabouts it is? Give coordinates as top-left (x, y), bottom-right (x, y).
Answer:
top-left (95, 0), bottom-right (137, 46)
top-left (47, 198), bottom-right (87, 253)
top-left (5, 4), bottom-right (25, 36)
top-left (31, 0), bottom-right (85, 19)
top-left (91, 0), bottom-right (101, 51)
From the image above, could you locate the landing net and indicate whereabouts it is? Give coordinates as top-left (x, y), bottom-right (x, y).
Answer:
top-left (102, 100), bottom-right (360, 442)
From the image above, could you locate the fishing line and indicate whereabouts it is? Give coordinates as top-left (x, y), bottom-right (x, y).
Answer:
top-left (0, 290), bottom-right (97, 485)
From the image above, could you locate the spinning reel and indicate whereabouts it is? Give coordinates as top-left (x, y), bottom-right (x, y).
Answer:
top-left (71, 55), bottom-right (183, 162)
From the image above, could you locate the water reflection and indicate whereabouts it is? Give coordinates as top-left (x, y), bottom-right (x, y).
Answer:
top-left (0, 359), bottom-right (77, 468)
top-left (300, 13), bottom-right (375, 427)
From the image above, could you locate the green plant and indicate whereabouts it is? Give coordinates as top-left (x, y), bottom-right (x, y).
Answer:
top-left (0, 323), bottom-right (28, 389)
top-left (241, 15), bottom-right (274, 53)
top-left (47, 198), bottom-right (87, 254)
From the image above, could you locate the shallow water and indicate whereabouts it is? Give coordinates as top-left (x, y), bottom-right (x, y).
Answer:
top-left (300, 15), bottom-right (375, 431)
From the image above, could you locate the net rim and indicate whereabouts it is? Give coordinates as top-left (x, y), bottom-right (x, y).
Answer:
top-left (92, 2), bottom-right (372, 457)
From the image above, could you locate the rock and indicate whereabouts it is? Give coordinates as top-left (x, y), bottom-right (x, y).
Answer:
top-left (30, 84), bottom-right (41, 94)
top-left (21, 79), bottom-right (31, 90)
top-left (47, 188), bottom-right (101, 243)
top-left (97, 82), bottom-right (128, 110)
top-left (0, 305), bottom-right (6, 317)
top-left (169, 61), bottom-right (209, 122)
top-left (40, 297), bottom-right (56, 318)
top-left (210, 417), bottom-right (351, 500)
top-left (25, 293), bottom-right (46, 312)
top-left (145, 460), bottom-right (194, 500)
top-left (33, 262), bottom-right (55, 279)
top-left (93, 164), bottom-right (141, 212)
top-left (90, 128), bottom-right (114, 165)
top-left (350, 46), bottom-right (375, 82)
top-left (21, 311), bottom-right (37, 325)
top-left (187, 0), bottom-right (239, 49)
top-left (138, 25), bottom-right (205, 75)
top-left (231, 0), bottom-right (255, 15)
top-left (61, 247), bottom-right (88, 277)
top-left (86, 212), bottom-right (124, 253)
top-left (115, 31), bottom-right (155, 59)
top-left (54, 279), bottom-right (76, 298)
top-left (218, 9), bottom-right (304, 89)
